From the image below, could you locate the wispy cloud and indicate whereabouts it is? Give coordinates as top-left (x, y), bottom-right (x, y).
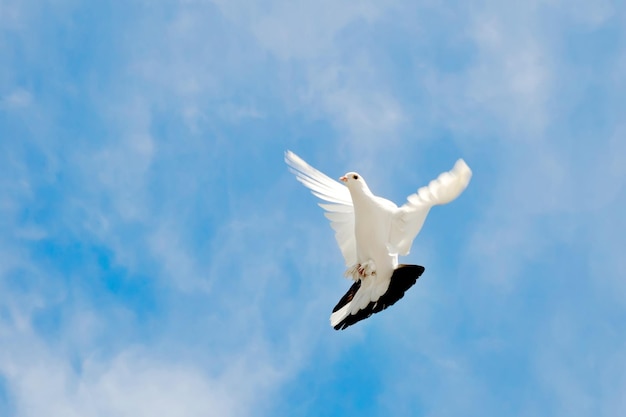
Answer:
top-left (1, 0), bottom-right (625, 416)
top-left (1, 89), bottom-right (32, 109)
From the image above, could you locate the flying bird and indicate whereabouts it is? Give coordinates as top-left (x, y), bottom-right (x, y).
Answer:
top-left (285, 151), bottom-right (472, 330)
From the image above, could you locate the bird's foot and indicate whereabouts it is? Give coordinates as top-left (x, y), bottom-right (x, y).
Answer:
top-left (358, 260), bottom-right (376, 277)
top-left (344, 260), bottom-right (377, 281)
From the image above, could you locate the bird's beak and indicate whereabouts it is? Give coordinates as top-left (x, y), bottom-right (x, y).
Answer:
top-left (339, 176), bottom-right (347, 183)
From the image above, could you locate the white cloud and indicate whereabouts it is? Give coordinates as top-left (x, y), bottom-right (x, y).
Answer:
top-left (424, 5), bottom-right (553, 138)
top-left (148, 222), bottom-right (212, 294)
top-left (300, 61), bottom-right (406, 148)
top-left (210, 0), bottom-right (407, 151)
top-left (214, 0), bottom-right (381, 61)
top-left (2, 0), bottom-right (626, 416)
top-left (0, 334), bottom-right (284, 417)
top-left (559, 0), bottom-right (616, 28)
top-left (0, 0), bottom-right (25, 29)
top-left (1, 89), bottom-right (32, 109)
top-left (0, 218), bottom-right (302, 416)
top-left (531, 306), bottom-right (626, 417)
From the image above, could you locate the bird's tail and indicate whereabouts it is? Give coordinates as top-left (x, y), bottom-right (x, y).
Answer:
top-left (330, 264), bottom-right (425, 330)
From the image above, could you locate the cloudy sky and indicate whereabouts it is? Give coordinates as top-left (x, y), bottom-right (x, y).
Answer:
top-left (1, 0), bottom-right (625, 416)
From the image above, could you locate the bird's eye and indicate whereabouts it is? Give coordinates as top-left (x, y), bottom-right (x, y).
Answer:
top-left (353, 174), bottom-right (358, 180)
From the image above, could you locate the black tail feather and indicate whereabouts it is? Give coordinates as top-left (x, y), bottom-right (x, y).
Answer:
top-left (333, 264), bottom-right (425, 330)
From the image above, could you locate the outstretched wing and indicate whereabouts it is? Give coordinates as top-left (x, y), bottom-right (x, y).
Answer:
top-left (388, 159), bottom-right (472, 256)
top-left (285, 151), bottom-right (356, 266)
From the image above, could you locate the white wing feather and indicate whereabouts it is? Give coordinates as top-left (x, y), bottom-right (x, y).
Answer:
top-left (389, 159), bottom-right (472, 256)
top-left (285, 151), bottom-right (357, 266)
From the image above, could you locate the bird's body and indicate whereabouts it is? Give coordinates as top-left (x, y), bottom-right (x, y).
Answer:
top-left (285, 151), bottom-right (472, 329)
top-left (346, 189), bottom-right (397, 312)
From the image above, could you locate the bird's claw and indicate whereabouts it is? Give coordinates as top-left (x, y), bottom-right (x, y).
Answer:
top-left (344, 260), bottom-right (376, 281)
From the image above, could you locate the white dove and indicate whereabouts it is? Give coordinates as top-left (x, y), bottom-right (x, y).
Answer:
top-left (285, 151), bottom-right (472, 330)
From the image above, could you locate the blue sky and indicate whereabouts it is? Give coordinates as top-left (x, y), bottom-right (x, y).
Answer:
top-left (1, 0), bottom-right (625, 416)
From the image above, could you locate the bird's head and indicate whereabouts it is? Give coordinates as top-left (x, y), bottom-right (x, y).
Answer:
top-left (339, 172), bottom-right (369, 193)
